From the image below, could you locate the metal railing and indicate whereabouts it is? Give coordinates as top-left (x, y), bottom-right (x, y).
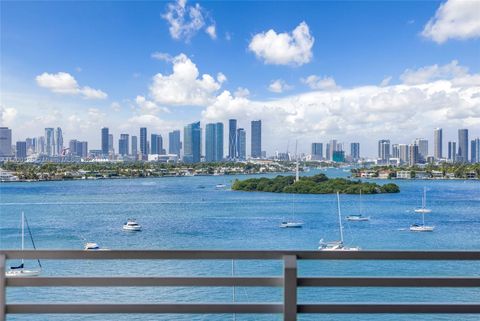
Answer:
top-left (1, 250), bottom-right (480, 321)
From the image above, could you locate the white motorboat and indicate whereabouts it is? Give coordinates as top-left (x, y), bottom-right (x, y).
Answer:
top-left (346, 215), bottom-right (370, 222)
top-left (84, 242), bottom-right (109, 251)
top-left (6, 212), bottom-right (42, 277)
top-left (280, 221), bottom-right (303, 228)
top-left (414, 187), bottom-right (432, 213)
top-left (410, 224), bottom-right (434, 232)
top-left (319, 192), bottom-right (360, 251)
top-left (215, 184), bottom-right (227, 189)
top-left (123, 219), bottom-right (142, 231)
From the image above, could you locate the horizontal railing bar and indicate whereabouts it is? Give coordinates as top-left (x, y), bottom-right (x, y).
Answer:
top-left (298, 303), bottom-right (480, 313)
top-left (2, 250), bottom-right (480, 260)
top-left (298, 277), bottom-right (480, 287)
top-left (6, 303), bottom-right (283, 314)
top-left (7, 277), bottom-right (283, 287)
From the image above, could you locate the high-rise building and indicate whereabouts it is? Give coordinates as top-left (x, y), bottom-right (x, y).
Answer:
top-left (414, 138), bottom-right (428, 162)
top-left (78, 141), bottom-right (88, 158)
top-left (131, 136), bottom-right (138, 158)
top-left (378, 139), bottom-right (390, 162)
top-left (215, 123), bottom-right (224, 162)
top-left (108, 134), bottom-right (114, 154)
top-left (15, 141), bottom-right (27, 159)
top-left (183, 121), bottom-right (201, 163)
top-left (325, 143), bottom-right (331, 161)
top-left (37, 136), bottom-right (45, 154)
top-left (458, 129), bottom-right (469, 163)
top-left (69, 139), bottom-right (78, 156)
top-left (119, 134), bottom-right (129, 156)
top-left (251, 120), bottom-right (262, 158)
top-left (55, 127), bottom-right (63, 156)
top-left (408, 144), bottom-right (419, 166)
top-left (350, 142), bottom-right (360, 161)
top-left (0, 127), bottom-right (13, 157)
top-left (329, 139), bottom-right (338, 160)
top-left (448, 141), bottom-right (456, 161)
top-left (332, 150), bottom-right (345, 163)
top-left (311, 143), bottom-right (323, 160)
top-left (140, 127), bottom-right (148, 159)
top-left (168, 130), bottom-right (181, 157)
top-left (434, 128), bottom-right (442, 160)
top-left (228, 119), bottom-right (237, 159)
top-left (45, 128), bottom-right (55, 156)
top-left (399, 144), bottom-right (409, 164)
top-left (237, 128), bottom-right (246, 160)
top-left (205, 123), bottom-right (224, 162)
top-left (391, 144), bottom-right (400, 159)
top-left (150, 134), bottom-right (164, 155)
top-left (101, 127), bottom-right (109, 156)
top-left (471, 138), bottom-right (480, 163)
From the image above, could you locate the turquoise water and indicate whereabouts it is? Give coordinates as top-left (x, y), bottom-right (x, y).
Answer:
top-left (1, 169), bottom-right (479, 320)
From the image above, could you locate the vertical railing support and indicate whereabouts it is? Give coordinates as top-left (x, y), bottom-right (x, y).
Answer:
top-left (283, 255), bottom-right (297, 321)
top-left (0, 255), bottom-right (6, 321)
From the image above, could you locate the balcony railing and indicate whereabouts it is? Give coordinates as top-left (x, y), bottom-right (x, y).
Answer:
top-left (1, 250), bottom-right (480, 321)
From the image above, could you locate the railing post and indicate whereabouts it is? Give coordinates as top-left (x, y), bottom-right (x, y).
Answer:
top-left (0, 254), bottom-right (6, 321)
top-left (283, 255), bottom-right (297, 321)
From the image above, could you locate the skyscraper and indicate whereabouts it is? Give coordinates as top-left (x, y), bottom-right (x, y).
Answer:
top-left (378, 139), bottom-right (390, 162)
top-left (391, 144), bottom-right (400, 159)
top-left (168, 130), bottom-right (181, 157)
top-left (399, 144), bottom-right (409, 164)
top-left (325, 143), bottom-right (331, 161)
top-left (183, 121), bottom-right (201, 163)
top-left (251, 120), bottom-right (262, 158)
top-left (45, 128), bottom-right (55, 156)
top-left (78, 141), bottom-right (88, 158)
top-left (329, 139), bottom-right (338, 160)
top-left (228, 119), bottom-right (237, 160)
top-left (108, 134), bottom-right (114, 154)
top-left (350, 142), bottom-right (360, 161)
top-left (434, 128), bottom-right (442, 160)
top-left (150, 134), bottom-right (164, 155)
top-left (237, 128), bottom-right (246, 160)
top-left (0, 127), bottom-right (13, 157)
top-left (25, 138), bottom-right (35, 155)
top-left (471, 138), bottom-right (480, 163)
top-left (205, 124), bottom-right (216, 162)
top-left (448, 141), bottom-right (456, 161)
top-left (414, 138), bottom-right (428, 162)
top-left (215, 122), bottom-right (224, 162)
top-left (55, 127), bottom-right (63, 156)
top-left (140, 127), bottom-right (147, 159)
top-left (101, 127), bottom-right (109, 156)
top-left (37, 136), bottom-right (45, 154)
top-left (131, 136), bottom-right (138, 158)
top-left (119, 134), bottom-right (129, 156)
top-left (408, 144), bottom-right (419, 166)
top-left (16, 141), bottom-right (27, 159)
top-left (311, 143), bottom-right (323, 160)
top-left (458, 129), bottom-right (469, 163)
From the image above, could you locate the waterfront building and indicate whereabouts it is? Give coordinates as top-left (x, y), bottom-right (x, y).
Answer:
top-left (16, 141), bottom-right (27, 159)
top-left (251, 120), bottom-right (262, 158)
top-left (0, 127), bottom-right (13, 157)
top-left (151, 134), bottom-right (164, 155)
top-left (378, 139), bottom-right (390, 163)
top-left (399, 144), bottom-right (409, 164)
top-left (392, 144), bottom-right (399, 159)
top-left (101, 127), bottom-right (109, 156)
top-left (350, 142), bottom-right (360, 161)
top-left (414, 138), bottom-right (428, 162)
top-left (183, 121), bottom-right (201, 163)
top-left (472, 138), bottom-right (480, 163)
top-left (228, 119), bottom-right (237, 160)
top-left (408, 144), bottom-right (419, 166)
top-left (448, 141), bottom-right (456, 161)
top-left (131, 136), bottom-right (138, 158)
top-left (237, 128), bottom-right (246, 160)
top-left (458, 129), bottom-right (469, 163)
top-left (205, 123), bottom-right (223, 162)
top-left (332, 150), bottom-right (345, 163)
top-left (140, 127), bottom-right (147, 159)
top-left (55, 127), bottom-right (63, 156)
top-left (311, 143), bottom-right (323, 160)
top-left (168, 130), bottom-right (181, 157)
top-left (119, 134), bottom-right (129, 156)
top-left (434, 128), bottom-right (442, 160)
top-left (45, 128), bottom-right (55, 156)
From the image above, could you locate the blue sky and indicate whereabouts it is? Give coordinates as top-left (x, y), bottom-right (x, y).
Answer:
top-left (1, 0), bottom-right (480, 156)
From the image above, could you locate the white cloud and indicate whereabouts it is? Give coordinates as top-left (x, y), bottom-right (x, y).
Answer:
top-left (248, 21), bottom-right (314, 66)
top-left (149, 53), bottom-right (225, 106)
top-left (36, 72), bottom-right (107, 99)
top-left (0, 105), bottom-right (18, 125)
top-left (422, 0), bottom-right (480, 44)
top-left (234, 87), bottom-right (250, 98)
top-left (162, 0), bottom-right (215, 42)
top-left (301, 75), bottom-right (338, 90)
top-left (110, 102), bottom-right (121, 112)
top-left (135, 95), bottom-right (170, 114)
top-left (268, 79), bottom-right (293, 93)
top-left (380, 76), bottom-right (392, 87)
top-left (400, 60), bottom-right (469, 85)
top-left (151, 52), bottom-right (173, 62)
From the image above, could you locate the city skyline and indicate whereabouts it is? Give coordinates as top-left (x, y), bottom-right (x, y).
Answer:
top-left (1, 0), bottom-right (479, 155)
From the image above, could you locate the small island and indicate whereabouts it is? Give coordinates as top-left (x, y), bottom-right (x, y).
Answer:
top-left (232, 174), bottom-right (400, 194)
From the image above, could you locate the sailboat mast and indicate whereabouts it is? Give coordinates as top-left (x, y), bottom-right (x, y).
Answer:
top-left (337, 192), bottom-right (344, 243)
top-left (295, 140), bottom-right (299, 182)
top-left (21, 211), bottom-right (24, 264)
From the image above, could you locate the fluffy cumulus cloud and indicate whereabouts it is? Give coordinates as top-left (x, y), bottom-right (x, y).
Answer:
top-left (36, 72), bottom-right (107, 99)
top-left (203, 61), bottom-right (480, 152)
top-left (422, 0), bottom-right (480, 44)
top-left (135, 96), bottom-right (170, 114)
top-left (268, 79), bottom-right (293, 93)
top-left (162, 0), bottom-right (216, 42)
top-left (399, 60), bottom-right (478, 85)
top-left (248, 21), bottom-right (314, 66)
top-left (301, 75), bottom-right (338, 90)
top-left (149, 53), bottom-right (226, 106)
top-left (0, 105), bottom-right (18, 125)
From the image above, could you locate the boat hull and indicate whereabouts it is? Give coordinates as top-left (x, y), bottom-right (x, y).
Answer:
top-left (6, 268), bottom-right (41, 277)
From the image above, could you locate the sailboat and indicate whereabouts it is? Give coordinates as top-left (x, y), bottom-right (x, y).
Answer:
top-left (280, 141), bottom-right (303, 228)
top-left (414, 187), bottom-right (432, 213)
top-left (319, 192), bottom-right (360, 251)
top-left (6, 212), bottom-right (42, 277)
top-left (410, 205), bottom-right (435, 232)
top-left (346, 189), bottom-right (370, 221)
